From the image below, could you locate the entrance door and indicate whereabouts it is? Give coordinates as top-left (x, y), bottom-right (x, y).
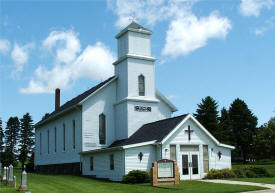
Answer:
top-left (181, 152), bottom-right (200, 180)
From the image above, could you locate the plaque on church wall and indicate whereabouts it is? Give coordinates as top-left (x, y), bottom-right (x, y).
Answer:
top-left (157, 162), bottom-right (174, 178)
top-left (134, 106), bottom-right (151, 112)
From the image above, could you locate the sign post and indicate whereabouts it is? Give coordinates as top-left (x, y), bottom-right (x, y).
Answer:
top-left (151, 159), bottom-right (180, 186)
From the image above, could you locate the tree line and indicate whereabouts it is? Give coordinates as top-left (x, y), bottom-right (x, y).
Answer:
top-left (195, 96), bottom-right (275, 163)
top-left (0, 113), bottom-right (34, 169)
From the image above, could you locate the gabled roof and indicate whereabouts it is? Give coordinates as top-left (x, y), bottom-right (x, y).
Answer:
top-left (35, 76), bottom-right (116, 127)
top-left (109, 114), bottom-right (188, 147)
top-left (109, 114), bottom-right (234, 150)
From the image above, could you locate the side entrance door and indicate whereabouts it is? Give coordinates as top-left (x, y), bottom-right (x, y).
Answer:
top-left (181, 152), bottom-right (200, 180)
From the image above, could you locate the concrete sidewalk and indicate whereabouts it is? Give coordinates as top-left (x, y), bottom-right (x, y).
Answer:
top-left (200, 179), bottom-right (275, 193)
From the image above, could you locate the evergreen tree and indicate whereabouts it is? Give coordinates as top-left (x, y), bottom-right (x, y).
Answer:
top-left (268, 117), bottom-right (275, 159)
top-left (254, 124), bottom-right (273, 160)
top-left (254, 117), bottom-right (275, 160)
top-left (218, 108), bottom-right (234, 145)
top-left (0, 118), bottom-right (4, 152)
top-left (18, 113), bottom-right (34, 166)
top-left (195, 96), bottom-right (219, 138)
top-left (26, 151), bottom-right (35, 172)
top-left (268, 117), bottom-right (275, 130)
top-left (229, 98), bottom-right (257, 163)
top-left (5, 116), bottom-right (20, 165)
top-left (5, 116), bottom-right (20, 153)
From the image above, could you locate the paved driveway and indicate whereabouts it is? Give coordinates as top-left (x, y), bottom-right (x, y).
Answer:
top-left (200, 179), bottom-right (275, 193)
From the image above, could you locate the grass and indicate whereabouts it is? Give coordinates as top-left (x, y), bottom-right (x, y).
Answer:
top-left (0, 169), bottom-right (265, 193)
top-left (229, 162), bottom-right (275, 184)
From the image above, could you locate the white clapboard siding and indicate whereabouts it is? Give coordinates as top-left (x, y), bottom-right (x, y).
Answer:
top-left (125, 145), bottom-right (157, 174)
top-left (82, 81), bottom-right (117, 152)
top-left (82, 150), bottom-right (124, 181)
top-left (35, 109), bottom-right (82, 166)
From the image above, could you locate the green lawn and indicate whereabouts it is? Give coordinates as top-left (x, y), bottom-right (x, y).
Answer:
top-left (0, 169), bottom-right (265, 193)
top-left (230, 163), bottom-right (275, 184)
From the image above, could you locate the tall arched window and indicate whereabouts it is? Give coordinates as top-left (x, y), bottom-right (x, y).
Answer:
top-left (138, 75), bottom-right (145, 96)
top-left (99, 113), bottom-right (106, 144)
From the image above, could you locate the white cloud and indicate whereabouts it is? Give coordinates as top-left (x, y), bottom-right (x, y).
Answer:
top-left (254, 27), bottom-right (267, 35)
top-left (107, 0), bottom-right (195, 28)
top-left (72, 42), bottom-right (115, 81)
top-left (253, 15), bottom-right (275, 35)
top-left (20, 30), bottom-right (115, 94)
top-left (0, 39), bottom-right (11, 54)
top-left (11, 42), bottom-right (35, 74)
top-left (108, 0), bottom-right (231, 58)
top-left (162, 12), bottom-right (232, 57)
top-left (42, 30), bottom-right (81, 64)
top-left (239, 0), bottom-right (274, 17)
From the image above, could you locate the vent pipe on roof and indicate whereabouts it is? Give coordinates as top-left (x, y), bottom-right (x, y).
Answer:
top-left (55, 88), bottom-right (60, 110)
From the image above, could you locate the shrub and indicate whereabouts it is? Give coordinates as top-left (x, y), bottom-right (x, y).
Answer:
top-left (206, 166), bottom-right (273, 179)
top-left (122, 170), bottom-right (150, 184)
top-left (206, 169), bottom-right (236, 179)
top-left (242, 166), bottom-right (273, 178)
top-left (232, 168), bottom-right (246, 178)
top-left (245, 170), bottom-right (257, 178)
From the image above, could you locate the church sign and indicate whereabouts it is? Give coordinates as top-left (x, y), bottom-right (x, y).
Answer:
top-left (157, 161), bottom-right (174, 178)
top-left (134, 106), bottom-right (151, 112)
top-left (151, 159), bottom-right (180, 186)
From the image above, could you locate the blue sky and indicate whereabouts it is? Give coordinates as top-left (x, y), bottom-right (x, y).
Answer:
top-left (0, 0), bottom-right (274, 128)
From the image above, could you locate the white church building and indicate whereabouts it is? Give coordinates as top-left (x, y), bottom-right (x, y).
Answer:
top-left (35, 22), bottom-right (234, 181)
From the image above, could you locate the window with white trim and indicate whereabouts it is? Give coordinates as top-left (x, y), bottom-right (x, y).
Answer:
top-left (138, 74), bottom-right (145, 96)
top-left (99, 114), bottom-right (106, 145)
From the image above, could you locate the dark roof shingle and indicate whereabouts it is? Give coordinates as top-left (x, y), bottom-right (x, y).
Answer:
top-left (109, 114), bottom-right (188, 147)
top-left (36, 76), bottom-right (116, 127)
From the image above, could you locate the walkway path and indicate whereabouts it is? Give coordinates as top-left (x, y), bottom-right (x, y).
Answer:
top-left (200, 179), bottom-right (275, 193)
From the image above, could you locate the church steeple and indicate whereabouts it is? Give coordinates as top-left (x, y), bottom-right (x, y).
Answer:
top-left (114, 22), bottom-right (158, 139)
top-left (113, 22), bottom-right (156, 101)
